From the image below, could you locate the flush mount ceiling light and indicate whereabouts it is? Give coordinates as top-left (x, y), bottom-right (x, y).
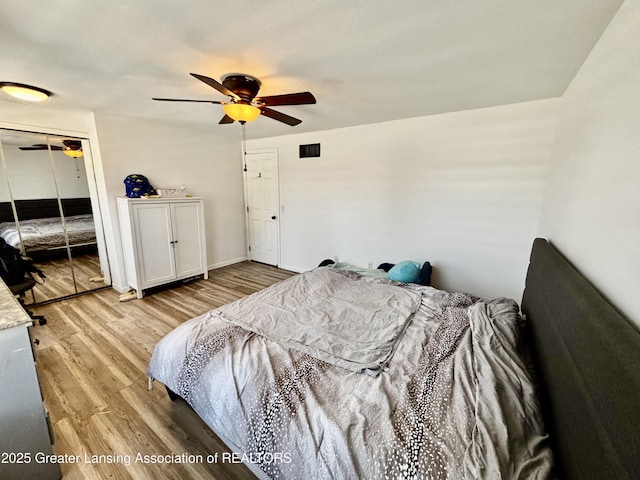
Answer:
top-left (0, 82), bottom-right (52, 102)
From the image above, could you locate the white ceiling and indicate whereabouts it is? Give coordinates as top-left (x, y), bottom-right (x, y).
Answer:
top-left (0, 0), bottom-right (624, 139)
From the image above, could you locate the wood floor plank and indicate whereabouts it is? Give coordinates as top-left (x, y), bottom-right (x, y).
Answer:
top-left (37, 347), bottom-right (89, 423)
top-left (26, 252), bottom-right (106, 305)
top-left (74, 331), bottom-right (136, 389)
top-left (30, 261), bottom-right (296, 479)
top-left (62, 333), bottom-right (129, 395)
top-left (54, 417), bottom-right (116, 480)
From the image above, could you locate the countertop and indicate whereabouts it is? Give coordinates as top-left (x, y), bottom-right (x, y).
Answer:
top-left (0, 278), bottom-right (32, 331)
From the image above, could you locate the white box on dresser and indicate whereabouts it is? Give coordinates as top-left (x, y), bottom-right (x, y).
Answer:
top-left (117, 197), bottom-right (208, 299)
top-left (0, 280), bottom-right (61, 480)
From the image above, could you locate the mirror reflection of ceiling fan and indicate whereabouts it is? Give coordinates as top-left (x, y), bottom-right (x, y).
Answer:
top-left (19, 139), bottom-right (83, 157)
top-left (153, 73), bottom-right (316, 126)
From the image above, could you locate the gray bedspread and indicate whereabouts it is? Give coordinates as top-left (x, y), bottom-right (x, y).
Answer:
top-left (208, 268), bottom-right (421, 375)
top-left (0, 214), bottom-right (96, 251)
top-left (148, 268), bottom-right (554, 479)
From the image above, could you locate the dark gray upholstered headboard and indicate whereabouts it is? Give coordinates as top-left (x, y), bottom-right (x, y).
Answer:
top-left (522, 238), bottom-right (640, 479)
top-left (0, 197), bottom-right (93, 222)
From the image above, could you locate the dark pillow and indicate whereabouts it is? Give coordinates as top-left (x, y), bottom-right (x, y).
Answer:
top-left (318, 259), bottom-right (336, 267)
top-left (418, 262), bottom-right (432, 286)
top-left (377, 262), bottom-right (395, 273)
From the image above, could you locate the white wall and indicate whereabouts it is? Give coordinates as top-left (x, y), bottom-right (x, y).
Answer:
top-left (540, 0), bottom-right (640, 328)
top-left (248, 98), bottom-right (560, 301)
top-left (0, 101), bottom-right (93, 134)
top-left (93, 114), bottom-right (247, 291)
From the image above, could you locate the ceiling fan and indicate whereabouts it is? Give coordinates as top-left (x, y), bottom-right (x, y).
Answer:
top-left (153, 73), bottom-right (316, 126)
top-left (19, 139), bottom-right (83, 157)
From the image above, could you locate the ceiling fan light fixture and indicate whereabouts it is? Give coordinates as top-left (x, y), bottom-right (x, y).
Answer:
top-left (154, 72), bottom-right (311, 126)
top-left (0, 82), bottom-right (52, 102)
top-left (223, 103), bottom-right (261, 123)
top-left (63, 149), bottom-right (83, 158)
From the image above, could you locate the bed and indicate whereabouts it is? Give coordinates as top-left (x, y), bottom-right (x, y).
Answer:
top-left (148, 251), bottom-right (564, 479)
top-left (0, 198), bottom-right (96, 256)
top-left (149, 239), bottom-right (640, 479)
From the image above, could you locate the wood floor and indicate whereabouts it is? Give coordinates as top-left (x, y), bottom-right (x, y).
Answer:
top-left (26, 252), bottom-right (106, 306)
top-left (30, 261), bottom-right (296, 480)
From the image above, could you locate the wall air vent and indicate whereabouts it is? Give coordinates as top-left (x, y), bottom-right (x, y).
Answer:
top-left (299, 143), bottom-right (320, 158)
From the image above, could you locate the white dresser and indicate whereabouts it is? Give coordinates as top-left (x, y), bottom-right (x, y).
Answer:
top-left (117, 197), bottom-right (208, 299)
top-left (0, 280), bottom-right (61, 480)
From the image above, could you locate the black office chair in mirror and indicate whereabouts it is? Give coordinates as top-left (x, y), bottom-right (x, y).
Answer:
top-left (0, 129), bottom-right (111, 305)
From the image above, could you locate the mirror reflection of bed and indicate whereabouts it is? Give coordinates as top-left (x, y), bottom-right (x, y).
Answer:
top-left (0, 129), bottom-right (110, 305)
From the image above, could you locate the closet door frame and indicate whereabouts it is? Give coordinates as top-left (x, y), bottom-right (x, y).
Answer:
top-left (0, 124), bottom-right (112, 298)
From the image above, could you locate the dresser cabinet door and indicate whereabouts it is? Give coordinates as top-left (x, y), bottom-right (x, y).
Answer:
top-left (171, 201), bottom-right (206, 278)
top-left (0, 324), bottom-right (60, 480)
top-left (132, 202), bottom-right (176, 287)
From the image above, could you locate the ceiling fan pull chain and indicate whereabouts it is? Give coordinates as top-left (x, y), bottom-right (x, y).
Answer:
top-left (242, 122), bottom-right (248, 171)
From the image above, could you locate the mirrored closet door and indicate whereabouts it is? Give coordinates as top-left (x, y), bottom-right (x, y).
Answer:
top-left (0, 129), bottom-right (110, 304)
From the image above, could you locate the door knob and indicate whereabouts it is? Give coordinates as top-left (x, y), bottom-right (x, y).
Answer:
top-left (271, 215), bottom-right (277, 220)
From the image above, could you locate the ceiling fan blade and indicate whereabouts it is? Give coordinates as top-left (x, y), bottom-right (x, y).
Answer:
top-left (19, 144), bottom-right (63, 151)
top-left (219, 114), bottom-right (235, 124)
top-left (260, 107), bottom-right (302, 126)
top-left (255, 92), bottom-right (316, 107)
top-left (190, 73), bottom-right (240, 100)
top-left (152, 97), bottom-right (222, 104)
top-left (19, 143), bottom-right (47, 150)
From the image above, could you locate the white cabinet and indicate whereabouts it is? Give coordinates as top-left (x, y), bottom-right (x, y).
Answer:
top-left (117, 197), bottom-right (208, 298)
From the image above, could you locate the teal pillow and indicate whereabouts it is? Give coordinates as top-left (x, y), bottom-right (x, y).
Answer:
top-left (387, 261), bottom-right (421, 283)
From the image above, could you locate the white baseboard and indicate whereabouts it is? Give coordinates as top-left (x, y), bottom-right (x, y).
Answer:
top-left (278, 264), bottom-right (305, 273)
top-left (109, 256), bottom-right (249, 295)
top-left (111, 282), bottom-right (131, 294)
top-left (208, 256), bottom-right (248, 271)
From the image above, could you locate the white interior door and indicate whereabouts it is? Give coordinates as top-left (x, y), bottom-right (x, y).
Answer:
top-left (245, 150), bottom-right (279, 266)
